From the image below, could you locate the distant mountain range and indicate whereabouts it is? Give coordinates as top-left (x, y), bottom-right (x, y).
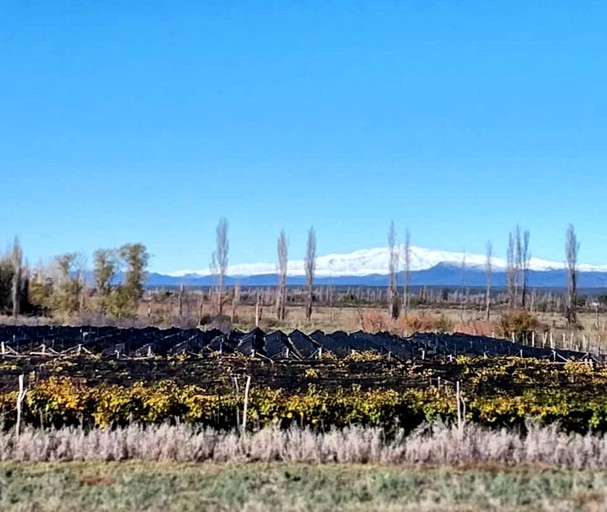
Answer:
top-left (142, 246), bottom-right (607, 289)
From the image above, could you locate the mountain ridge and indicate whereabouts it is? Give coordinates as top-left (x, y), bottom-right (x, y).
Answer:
top-left (167, 245), bottom-right (607, 279)
top-left (142, 245), bottom-right (607, 289)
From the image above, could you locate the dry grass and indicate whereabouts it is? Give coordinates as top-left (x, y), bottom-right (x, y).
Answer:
top-left (1, 422), bottom-right (606, 469)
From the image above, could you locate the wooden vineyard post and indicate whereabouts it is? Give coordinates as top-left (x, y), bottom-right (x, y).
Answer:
top-left (16, 374), bottom-right (26, 437)
top-left (455, 380), bottom-right (465, 433)
top-left (242, 375), bottom-right (251, 434)
top-left (233, 377), bottom-right (241, 429)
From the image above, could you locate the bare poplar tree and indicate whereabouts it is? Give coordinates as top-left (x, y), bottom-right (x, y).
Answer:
top-left (211, 218), bottom-right (229, 316)
top-left (403, 228), bottom-right (411, 319)
top-left (178, 283), bottom-right (185, 321)
top-left (521, 229), bottom-right (531, 309)
top-left (506, 231), bottom-right (515, 309)
top-left (387, 221), bottom-right (400, 320)
top-left (232, 280), bottom-right (240, 321)
top-left (11, 237), bottom-right (23, 318)
top-left (276, 230), bottom-right (288, 322)
top-left (508, 225), bottom-right (531, 309)
top-left (514, 225), bottom-right (522, 308)
top-left (485, 240), bottom-right (492, 321)
top-left (74, 253), bottom-right (88, 315)
top-left (565, 224), bottom-right (579, 326)
top-left (460, 251), bottom-right (467, 322)
top-left (304, 227), bottom-right (316, 322)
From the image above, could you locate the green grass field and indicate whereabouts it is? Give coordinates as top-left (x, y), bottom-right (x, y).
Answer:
top-left (1, 462), bottom-right (605, 512)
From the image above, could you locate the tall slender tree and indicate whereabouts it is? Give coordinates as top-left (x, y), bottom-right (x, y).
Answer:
top-left (507, 225), bottom-right (531, 309)
top-left (565, 224), bottom-right (579, 325)
top-left (211, 218), bottom-right (229, 316)
top-left (276, 230), bottom-right (288, 322)
top-left (485, 240), bottom-right (493, 321)
top-left (113, 243), bottom-right (149, 318)
top-left (460, 250), bottom-right (467, 322)
top-left (11, 237), bottom-right (23, 318)
top-left (521, 230), bottom-right (531, 309)
top-left (304, 227), bottom-right (316, 322)
top-left (387, 221), bottom-right (400, 320)
top-left (403, 228), bottom-right (412, 318)
top-left (514, 225), bottom-right (522, 308)
top-left (506, 231), bottom-right (515, 309)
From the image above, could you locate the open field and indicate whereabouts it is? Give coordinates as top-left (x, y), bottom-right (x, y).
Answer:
top-left (0, 461), bottom-right (605, 511)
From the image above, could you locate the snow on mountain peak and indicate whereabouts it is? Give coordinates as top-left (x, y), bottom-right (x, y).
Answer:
top-left (168, 245), bottom-right (607, 278)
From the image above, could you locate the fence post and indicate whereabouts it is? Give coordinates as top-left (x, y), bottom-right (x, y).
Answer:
top-left (233, 377), bottom-right (241, 429)
top-left (242, 375), bottom-right (252, 434)
top-left (456, 380), bottom-right (464, 432)
top-left (16, 374), bottom-right (26, 437)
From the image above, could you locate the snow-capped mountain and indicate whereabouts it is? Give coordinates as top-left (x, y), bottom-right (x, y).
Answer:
top-left (168, 245), bottom-right (607, 279)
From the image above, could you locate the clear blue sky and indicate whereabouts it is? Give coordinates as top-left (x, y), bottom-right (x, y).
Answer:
top-left (2, 1), bottom-right (606, 272)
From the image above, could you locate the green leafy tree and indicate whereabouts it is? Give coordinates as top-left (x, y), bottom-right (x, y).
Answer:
top-left (111, 243), bottom-right (149, 318)
top-left (28, 266), bottom-right (54, 315)
top-left (50, 253), bottom-right (84, 321)
top-left (93, 248), bottom-right (118, 314)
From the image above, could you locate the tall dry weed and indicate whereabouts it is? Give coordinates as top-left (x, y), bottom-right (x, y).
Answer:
top-left (1, 422), bottom-right (607, 468)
